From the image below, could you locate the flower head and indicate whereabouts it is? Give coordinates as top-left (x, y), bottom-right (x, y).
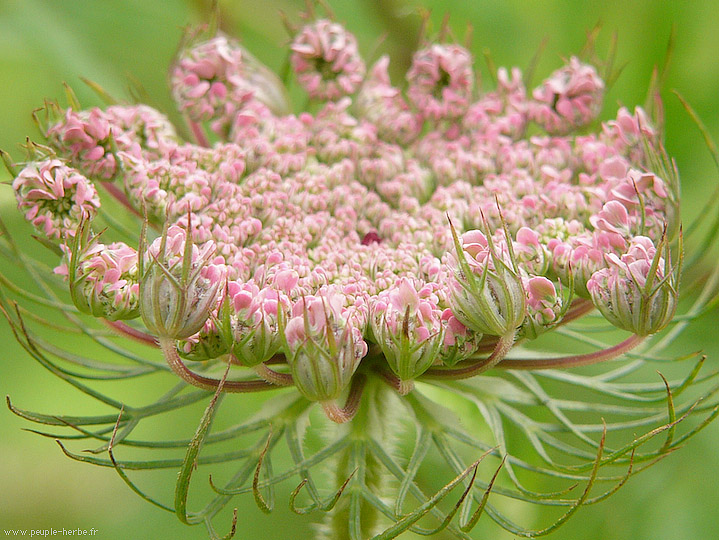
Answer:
top-left (3, 9), bottom-right (715, 540)
top-left (13, 159), bottom-right (100, 239)
top-left (290, 19), bottom-right (366, 101)
top-left (45, 105), bottom-right (177, 179)
top-left (60, 231), bottom-right (140, 321)
top-left (407, 43), bottom-right (474, 121)
top-left (172, 34), bottom-right (289, 136)
top-left (370, 277), bottom-right (444, 389)
top-left (139, 225), bottom-right (226, 340)
top-left (530, 56), bottom-right (604, 134)
top-left (448, 226), bottom-right (526, 337)
top-left (229, 281), bottom-right (289, 366)
top-left (521, 275), bottom-right (564, 339)
top-left (284, 286), bottom-right (367, 402)
top-left (587, 235), bottom-right (678, 335)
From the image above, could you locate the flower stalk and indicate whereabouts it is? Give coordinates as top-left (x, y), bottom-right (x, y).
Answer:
top-left (159, 336), bottom-right (280, 393)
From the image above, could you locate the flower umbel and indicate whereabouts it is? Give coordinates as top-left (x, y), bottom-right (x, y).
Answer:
top-left (13, 158), bottom-right (99, 240)
top-left (588, 234), bottom-right (679, 335)
top-left (139, 223), bottom-right (225, 340)
top-left (284, 286), bottom-right (367, 404)
top-left (62, 222), bottom-right (140, 321)
top-left (370, 277), bottom-right (445, 393)
top-left (448, 223), bottom-right (526, 339)
top-left (1, 6), bottom-right (717, 540)
top-left (290, 19), bottom-right (366, 101)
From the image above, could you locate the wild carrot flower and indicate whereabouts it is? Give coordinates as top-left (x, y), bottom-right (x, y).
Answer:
top-left (59, 232), bottom-right (140, 321)
top-left (228, 281), bottom-right (289, 366)
top-left (139, 225), bottom-right (226, 340)
top-left (370, 277), bottom-right (445, 392)
top-left (12, 158), bottom-right (100, 239)
top-left (587, 235), bottom-right (678, 335)
top-left (290, 19), bottom-right (366, 100)
top-left (284, 286), bottom-right (367, 405)
top-left (530, 56), bottom-right (604, 134)
top-left (407, 43), bottom-right (474, 121)
top-left (1, 7), bottom-right (716, 540)
top-left (44, 105), bottom-right (177, 179)
top-left (448, 228), bottom-right (526, 339)
top-left (172, 34), bottom-right (289, 137)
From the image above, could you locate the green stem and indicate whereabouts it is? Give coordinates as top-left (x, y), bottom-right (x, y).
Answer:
top-left (321, 378), bottom-right (397, 540)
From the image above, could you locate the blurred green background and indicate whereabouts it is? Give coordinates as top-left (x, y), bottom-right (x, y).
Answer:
top-left (1, 0), bottom-right (718, 539)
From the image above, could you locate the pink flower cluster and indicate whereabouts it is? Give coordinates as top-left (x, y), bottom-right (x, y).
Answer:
top-left (407, 43), bottom-right (474, 121)
top-left (11, 16), bottom-right (680, 403)
top-left (226, 280), bottom-right (290, 366)
top-left (56, 239), bottom-right (140, 321)
top-left (587, 236), bottom-right (677, 335)
top-left (284, 286), bottom-right (368, 401)
top-left (290, 19), bottom-right (366, 101)
top-left (45, 105), bottom-right (177, 179)
top-left (370, 278), bottom-right (444, 386)
top-left (12, 159), bottom-right (100, 239)
top-left (140, 225), bottom-right (226, 340)
top-left (531, 56), bottom-right (605, 134)
top-left (171, 35), bottom-right (289, 136)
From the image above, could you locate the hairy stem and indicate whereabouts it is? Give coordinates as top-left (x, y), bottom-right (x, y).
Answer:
top-left (421, 331), bottom-right (516, 380)
top-left (320, 378), bottom-right (397, 540)
top-left (497, 333), bottom-right (645, 370)
top-left (321, 374), bottom-right (368, 423)
top-left (372, 366), bottom-right (415, 395)
top-left (253, 362), bottom-right (294, 386)
top-left (158, 336), bottom-right (282, 392)
top-left (103, 319), bottom-right (158, 347)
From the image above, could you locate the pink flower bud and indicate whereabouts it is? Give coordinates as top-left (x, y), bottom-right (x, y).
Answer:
top-left (602, 106), bottom-right (657, 161)
top-left (521, 276), bottom-right (563, 339)
top-left (172, 35), bottom-right (289, 136)
top-left (590, 200), bottom-right (632, 237)
top-left (448, 228), bottom-right (526, 337)
top-left (514, 227), bottom-right (548, 275)
top-left (46, 106), bottom-right (177, 178)
top-left (587, 236), bottom-right (677, 335)
top-left (531, 57), bottom-right (604, 135)
top-left (438, 308), bottom-right (483, 366)
top-left (229, 282), bottom-right (288, 366)
top-left (284, 286), bottom-right (367, 402)
top-left (178, 313), bottom-right (229, 361)
top-left (370, 278), bottom-right (444, 384)
top-left (139, 225), bottom-right (226, 339)
top-left (62, 230), bottom-right (140, 321)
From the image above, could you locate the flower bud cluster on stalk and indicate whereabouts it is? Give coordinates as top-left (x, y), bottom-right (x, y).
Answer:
top-left (9, 13), bottom-right (682, 423)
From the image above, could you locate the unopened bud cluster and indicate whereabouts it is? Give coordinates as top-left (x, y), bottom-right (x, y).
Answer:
top-left (10, 15), bottom-right (681, 412)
